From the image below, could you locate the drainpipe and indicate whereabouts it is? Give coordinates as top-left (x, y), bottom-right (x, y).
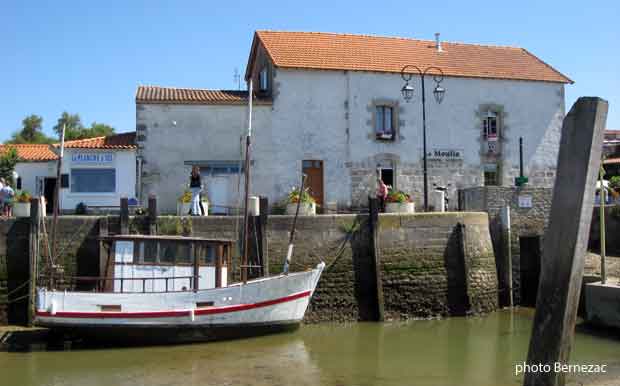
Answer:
top-left (599, 165), bottom-right (606, 284)
top-left (136, 156), bottom-right (143, 205)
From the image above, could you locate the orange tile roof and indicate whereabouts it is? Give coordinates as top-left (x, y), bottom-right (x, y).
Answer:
top-left (250, 31), bottom-right (572, 84)
top-left (604, 157), bottom-right (620, 165)
top-left (62, 132), bottom-right (136, 149)
top-left (136, 86), bottom-right (272, 105)
top-left (0, 144), bottom-right (57, 162)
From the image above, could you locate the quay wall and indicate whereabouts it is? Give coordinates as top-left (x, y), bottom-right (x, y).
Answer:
top-left (0, 212), bottom-right (498, 325)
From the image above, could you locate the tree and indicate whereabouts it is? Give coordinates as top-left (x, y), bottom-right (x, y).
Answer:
top-left (4, 114), bottom-right (55, 144)
top-left (85, 122), bottom-right (115, 138)
top-left (21, 115), bottom-right (43, 142)
top-left (0, 146), bottom-right (19, 186)
top-left (53, 112), bottom-right (84, 140)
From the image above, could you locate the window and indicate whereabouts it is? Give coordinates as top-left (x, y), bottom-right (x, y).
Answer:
top-left (380, 168), bottom-right (394, 188)
top-left (375, 105), bottom-right (394, 140)
top-left (484, 163), bottom-right (500, 186)
top-left (259, 67), bottom-right (269, 92)
top-left (70, 168), bottom-right (115, 193)
top-left (483, 111), bottom-right (499, 140)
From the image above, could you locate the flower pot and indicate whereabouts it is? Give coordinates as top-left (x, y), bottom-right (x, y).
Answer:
top-left (385, 202), bottom-right (415, 214)
top-left (286, 202), bottom-right (316, 216)
top-left (177, 202), bottom-right (191, 216)
top-left (13, 202), bottom-right (31, 217)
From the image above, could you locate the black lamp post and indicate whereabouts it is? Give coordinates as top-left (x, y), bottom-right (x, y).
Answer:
top-left (400, 65), bottom-right (445, 211)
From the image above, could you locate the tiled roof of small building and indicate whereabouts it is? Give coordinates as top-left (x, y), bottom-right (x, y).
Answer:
top-left (251, 30), bottom-right (572, 84)
top-left (62, 132), bottom-right (136, 149)
top-left (0, 144), bottom-right (57, 161)
top-left (136, 86), bottom-right (272, 105)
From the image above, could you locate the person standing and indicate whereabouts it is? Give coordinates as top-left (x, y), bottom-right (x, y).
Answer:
top-left (189, 166), bottom-right (202, 216)
top-left (376, 177), bottom-right (388, 213)
top-left (1, 180), bottom-right (14, 217)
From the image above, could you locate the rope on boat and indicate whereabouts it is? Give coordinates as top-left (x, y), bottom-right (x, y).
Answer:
top-left (4, 279), bottom-right (30, 298)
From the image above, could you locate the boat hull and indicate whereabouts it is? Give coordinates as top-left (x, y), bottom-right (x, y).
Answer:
top-left (34, 263), bottom-right (324, 344)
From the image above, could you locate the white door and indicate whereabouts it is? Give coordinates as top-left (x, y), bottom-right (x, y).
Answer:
top-left (209, 176), bottom-right (229, 214)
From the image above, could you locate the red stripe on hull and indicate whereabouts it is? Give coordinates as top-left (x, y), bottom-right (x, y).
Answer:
top-left (36, 290), bottom-right (311, 319)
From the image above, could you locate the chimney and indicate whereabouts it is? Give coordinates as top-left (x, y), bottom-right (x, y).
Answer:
top-left (434, 32), bottom-right (443, 52)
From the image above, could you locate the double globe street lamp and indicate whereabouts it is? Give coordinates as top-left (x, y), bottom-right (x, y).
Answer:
top-left (400, 65), bottom-right (446, 211)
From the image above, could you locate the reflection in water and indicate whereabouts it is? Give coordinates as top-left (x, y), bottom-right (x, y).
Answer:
top-left (2, 309), bottom-right (620, 386)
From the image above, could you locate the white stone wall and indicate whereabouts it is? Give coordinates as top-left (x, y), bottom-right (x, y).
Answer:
top-left (251, 68), bottom-right (565, 208)
top-left (14, 161), bottom-right (56, 195)
top-left (136, 103), bottom-right (272, 213)
top-left (137, 69), bottom-right (565, 212)
top-left (60, 149), bottom-right (136, 211)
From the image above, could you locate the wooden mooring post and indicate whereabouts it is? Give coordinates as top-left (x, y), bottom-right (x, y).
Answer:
top-left (28, 198), bottom-right (41, 326)
top-left (259, 196), bottom-right (269, 277)
top-left (523, 97), bottom-right (608, 386)
top-left (120, 197), bottom-right (129, 234)
top-left (368, 197), bottom-right (385, 322)
top-left (148, 195), bottom-right (157, 235)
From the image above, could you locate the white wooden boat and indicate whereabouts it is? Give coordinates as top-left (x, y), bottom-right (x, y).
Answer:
top-left (34, 235), bottom-right (324, 344)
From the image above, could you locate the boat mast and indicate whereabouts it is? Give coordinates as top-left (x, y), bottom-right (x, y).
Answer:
top-left (50, 123), bottom-right (66, 288)
top-left (241, 79), bottom-right (253, 283)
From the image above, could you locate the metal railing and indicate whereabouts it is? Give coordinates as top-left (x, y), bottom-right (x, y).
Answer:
top-left (39, 275), bottom-right (199, 294)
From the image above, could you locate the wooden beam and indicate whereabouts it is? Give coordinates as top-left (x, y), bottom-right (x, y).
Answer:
top-left (523, 97), bottom-right (608, 386)
top-left (148, 195), bottom-right (157, 235)
top-left (259, 196), bottom-right (269, 277)
top-left (28, 197), bottom-right (40, 326)
top-left (120, 197), bottom-right (129, 235)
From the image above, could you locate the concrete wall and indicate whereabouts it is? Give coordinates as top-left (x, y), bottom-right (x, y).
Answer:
top-left (589, 205), bottom-right (620, 255)
top-left (0, 212), bottom-right (498, 325)
top-left (460, 186), bottom-right (553, 304)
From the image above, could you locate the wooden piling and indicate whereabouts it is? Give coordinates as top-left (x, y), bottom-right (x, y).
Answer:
top-left (500, 206), bottom-right (513, 307)
top-left (259, 196), bottom-right (269, 277)
top-left (523, 97), bottom-right (608, 386)
top-left (28, 198), bottom-right (40, 326)
top-left (120, 197), bottom-right (129, 235)
top-left (368, 197), bottom-right (385, 322)
top-left (148, 195), bottom-right (157, 235)
top-left (98, 216), bottom-right (112, 292)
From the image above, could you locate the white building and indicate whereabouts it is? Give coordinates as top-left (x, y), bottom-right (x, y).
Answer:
top-left (0, 132), bottom-right (137, 213)
top-left (136, 31), bottom-right (572, 213)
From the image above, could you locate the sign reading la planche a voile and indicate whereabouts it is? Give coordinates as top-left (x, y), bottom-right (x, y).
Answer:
top-left (71, 152), bottom-right (115, 164)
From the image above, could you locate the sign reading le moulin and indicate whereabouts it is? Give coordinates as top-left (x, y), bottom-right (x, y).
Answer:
top-left (71, 152), bottom-right (114, 164)
top-left (427, 148), bottom-right (464, 160)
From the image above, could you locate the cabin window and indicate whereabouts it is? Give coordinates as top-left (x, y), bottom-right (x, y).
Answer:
top-left (133, 240), bottom-right (196, 265)
top-left (70, 168), bottom-right (116, 193)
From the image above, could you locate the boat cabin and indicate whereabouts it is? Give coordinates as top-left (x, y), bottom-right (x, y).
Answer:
top-left (100, 235), bottom-right (233, 293)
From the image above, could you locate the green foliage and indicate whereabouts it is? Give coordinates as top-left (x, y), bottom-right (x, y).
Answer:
top-left (16, 191), bottom-right (32, 203)
top-left (5, 114), bottom-right (55, 144)
top-left (87, 122), bottom-right (115, 137)
top-left (157, 217), bottom-right (192, 236)
top-left (386, 189), bottom-right (412, 203)
top-left (0, 146), bottom-right (19, 185)
top-left (53, 112), bottom-right (116, 140)
top-left (610, 176), bottom-right (620, 190)
top-left (287, 186), bottom-right (316, 204)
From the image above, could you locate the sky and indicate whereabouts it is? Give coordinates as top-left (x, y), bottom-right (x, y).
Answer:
top-left (1, 0), bottom-right (618, 141)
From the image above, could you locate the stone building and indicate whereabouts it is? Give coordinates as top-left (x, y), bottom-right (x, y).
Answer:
top-left (136, 30), bottom-right (572, 214)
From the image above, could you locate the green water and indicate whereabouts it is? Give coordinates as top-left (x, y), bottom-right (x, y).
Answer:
top-left (2, 309), bottom-right (620, 386)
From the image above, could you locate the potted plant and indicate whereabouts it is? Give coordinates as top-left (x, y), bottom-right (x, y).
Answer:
top-left (13, 191), bottom-right (32, 217)
top-left (176, 189), bottom-right (192, 216)
top-left (285, 187), bottom-right (316, 215)
top-left (385, 189), bottom-right (415, 213)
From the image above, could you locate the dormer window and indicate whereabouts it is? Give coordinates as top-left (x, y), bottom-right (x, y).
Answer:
top-left (375, 105), bottom-right (394, 140)
top-left (259, 67), bottom-right (269, 92)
